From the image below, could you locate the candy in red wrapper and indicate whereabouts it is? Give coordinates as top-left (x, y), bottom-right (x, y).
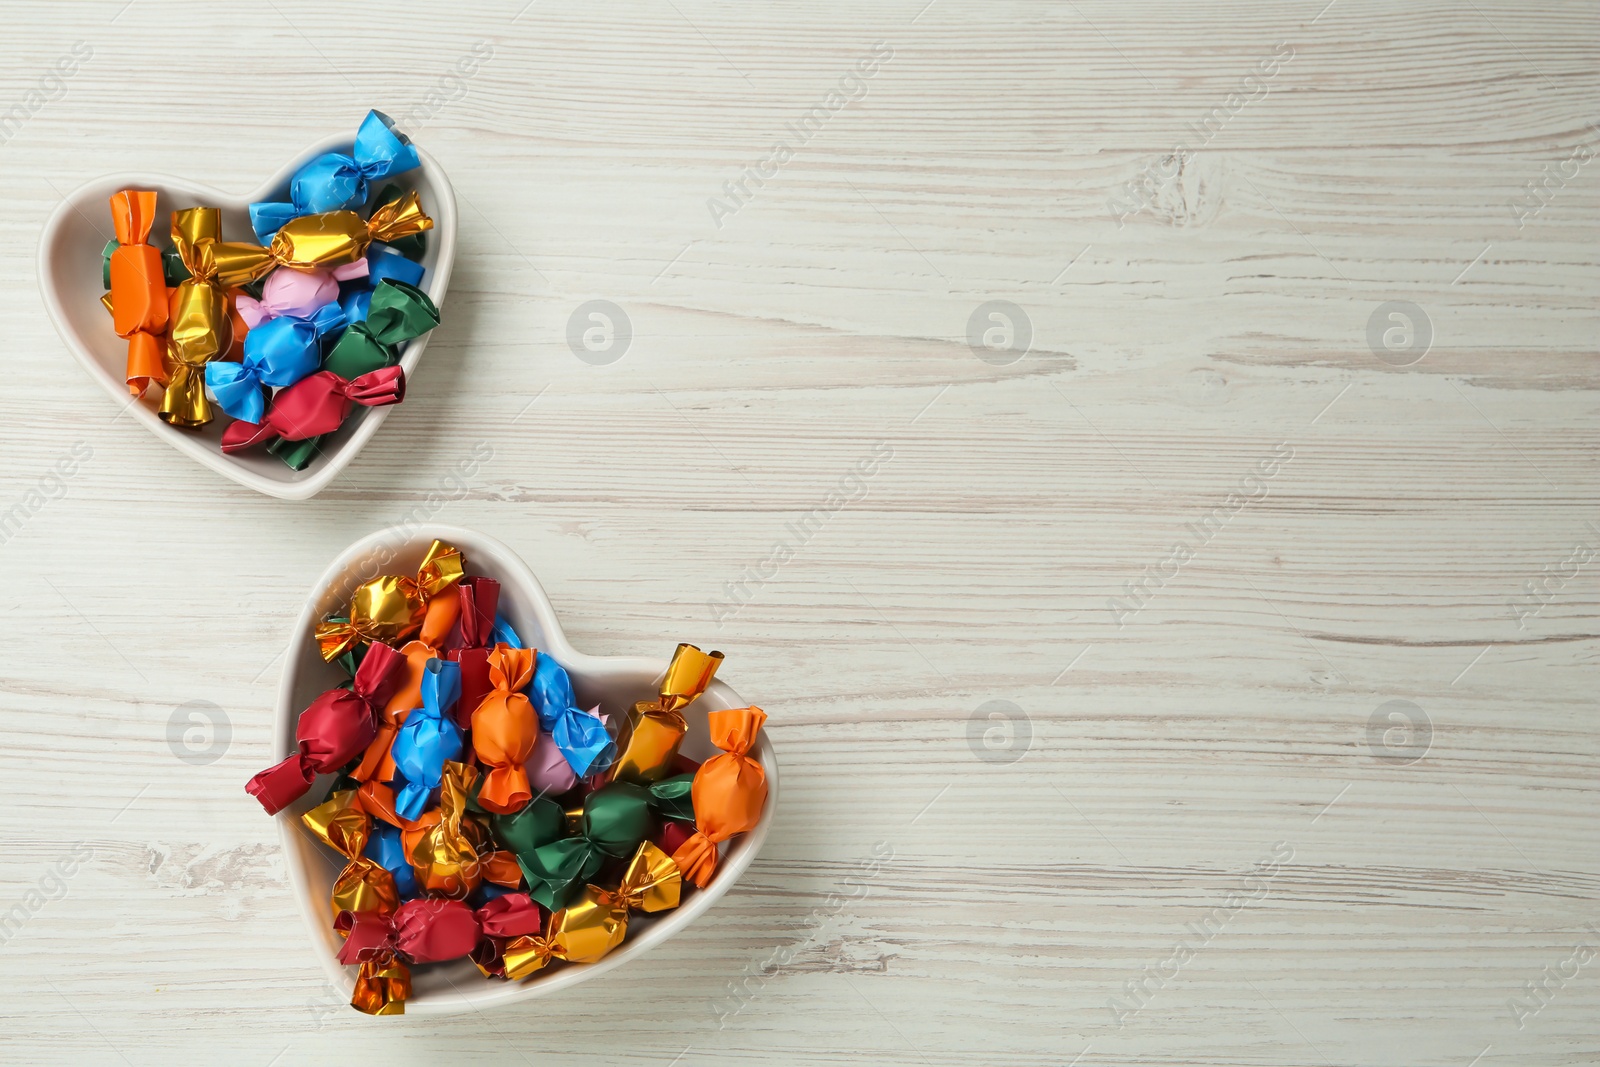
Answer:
top-left (245, 642), bottom-right (404, 815)
top-left (220, 365), bottom-right (406, 453)
top-left (337, 897), bottom-right (480, 965)
top-left (445, 576), bottom-right (500, 729)
top-left (475, 892), bottom-right (543, 939)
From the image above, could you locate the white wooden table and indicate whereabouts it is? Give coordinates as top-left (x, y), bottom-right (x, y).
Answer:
top-left (1, 1), bottom-right (1596, 1063)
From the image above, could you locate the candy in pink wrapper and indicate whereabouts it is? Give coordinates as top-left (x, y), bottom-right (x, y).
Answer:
top-left (236, 261), bottom-right (368, 328)
top-left (246, 642), bottom-right (404, 815)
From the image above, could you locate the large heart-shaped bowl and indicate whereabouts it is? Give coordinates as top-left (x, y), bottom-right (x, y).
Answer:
top-left (272, 525), bottom-right (778, 1014)
top-left (38, 133), bottom-right (457, 500)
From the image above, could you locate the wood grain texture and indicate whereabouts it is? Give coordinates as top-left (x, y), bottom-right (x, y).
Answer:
top-left (0, 0), bottom-right (1597, 1063)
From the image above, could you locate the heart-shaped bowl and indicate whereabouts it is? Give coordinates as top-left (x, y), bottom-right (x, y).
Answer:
top-left (271, 525), bottom-right (778, 1014)
top-left (38, 132), bottom-right (457, 500)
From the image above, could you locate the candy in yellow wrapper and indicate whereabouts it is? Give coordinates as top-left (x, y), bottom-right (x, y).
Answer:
top-left (608, 643), bottom-right (722, 784)
top-left (316, 539), bottom-right (465, 660)
top-left (545, 841), bottom-right (682, 965)
top-left (303, 790), bottom-right (402, 923)
top-left (270, 189), bottom-right (434, 271)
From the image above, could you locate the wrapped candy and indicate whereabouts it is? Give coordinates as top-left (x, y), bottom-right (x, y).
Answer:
top-left (302, 790), bottom-right (402, 922)
top-left (670, 707), bottom-right (769, 888)
top-left (160, 206), bottom-right (257, 428)
top-left (205, 303), bottom-right (345, 423)
top-left (102, 237), bottom-right (189, 289)
top-left (471, 646), bottom-right (539, 815)
top-left (219, 365), bottom-right (406, 453)
top-left (338, 896), bottom-right (479, 966)
top-left (488, 797), bottom-right (565, 857)
top-left (505, 842), bottom-right (681, 975)
top-left (314, 540), bottom-right (464, 661)
top-left (250, 110), bottom-right (421, 240)
top-left (366, 245), bottom-right (426, 289)
top-left (363, 821), bottom-right (420, 898)
top-left (235, 261), bottom-right (368, 328)
top-left (323, 280), bottom-right (439, 380)
top-left (529, 652), bottom-right (615, 779)
top-left (527, 729), bottom-right (580, 795)
top-left (106, 190), bottom-right (169, 396)
top-left (245, 642), bottom-right (404, 815)
top-left (400, 761), bottom-right (484, 897)
top-left (609, 643), bottom-right (722, 784)
top-left (264, 189), bottom-right (433, 272)
top-left (516, 777), bottom-right (692, 909)
top-left (389, 658), bottom-right (464, 820)
top-left (445, 576), bottom-right (500, 728)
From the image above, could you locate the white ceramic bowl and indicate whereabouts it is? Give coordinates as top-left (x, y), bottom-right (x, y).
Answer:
top-left (38, 132), bottom-right (457, 500)
top-left (273, 525), bottom-right (778, 1014)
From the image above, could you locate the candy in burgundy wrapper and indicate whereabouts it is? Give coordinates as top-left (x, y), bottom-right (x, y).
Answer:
top-left (249, 109), bottom-right (421, 240)
top-left (389, 658), bottom-right (464, 820)
top-left (206, 301), bottom-right (345, 424)
top-left (314, 539), bottom-right (464, 662)
top-left (670, 707), bottom-right (769, 888)
top-left (244, 641), bottom-right (404, 815)
top-left (471, 646), bottom-right (539, 814)
top-left (529, 652), bottom-right (615, 779)
top-left (322, 280), bottom-right (439, 380)
top-left (218, 365), bottom-right (406, 453)
top-left (609, 643), bottom-right (722, 784)
top-left (445, 577), bottom-right (500, 729)
top-left (106, 190), bottom-right (169, 396)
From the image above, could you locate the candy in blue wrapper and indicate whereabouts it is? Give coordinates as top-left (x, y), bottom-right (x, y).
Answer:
top-left (490, 615), bottom-right (521, 648)
top-left (367, 245), bottom-right (426, 288)
top-left (340, 288), bottom-right (372, 326)
top-left (529, 653), bottom-right (615, 778)
top-left (363, 822), bottom-right (420, 899)
top-left (249, 109), bottom-right (422, 241)
top-left (390, 658), bottom-right (464, 821)
top-left (206, 302), bottom-right (347, 423)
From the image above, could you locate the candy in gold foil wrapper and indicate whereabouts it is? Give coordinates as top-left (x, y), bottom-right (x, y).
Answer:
top-left (160, 208), bottom-right (244, 428)
top-left (269, 189), bottom-right (433, 271)
top-left (351, 953), bottom-right (410, 1015)
top-left (501, 933), bottom-right (555, 980)
top-left (316, 540), bottom-right (465, 661)
top-left (304, 790), bottom-right (402, 922)
top-left (402, 761), bottom-right (482, 897)
top-left (545, 841), bottom-right (682, 966)
top-left (608, 643), bottom-right (723, 784)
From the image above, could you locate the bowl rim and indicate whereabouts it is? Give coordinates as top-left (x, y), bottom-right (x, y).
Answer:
top-left (36, 129), bottom-right (458, 500)
top-left (273, 524), bottom-right (779, 1014)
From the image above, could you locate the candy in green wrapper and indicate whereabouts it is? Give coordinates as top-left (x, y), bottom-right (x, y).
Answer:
top-left (268, 433), bottom-right (324, 471)
top-left (323, 280), bottom-right (439, 380)
top-left (516, 780), bottom-right (690, 910)
top-left (489, 797), bottom-right (565, 855)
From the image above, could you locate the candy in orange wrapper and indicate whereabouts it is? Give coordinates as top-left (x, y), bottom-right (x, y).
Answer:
top-left (315, 540), bottom-right (465, 661)
top-left (355, 578), bottom-right (466, 783)
top-left (471, 646), bottom-right (539, 814)
top-left (670, 706), bottom-right (769, 888)
top-left (107, 190), bottom-right (169, 396)
top-left (608, 643), bottom-right (722, 784)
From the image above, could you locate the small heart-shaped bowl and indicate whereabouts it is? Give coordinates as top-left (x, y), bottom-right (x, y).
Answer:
top-left (273, 525), bottom-right (778, 1014)
top-left (38, 133), bottom-right (457, 500)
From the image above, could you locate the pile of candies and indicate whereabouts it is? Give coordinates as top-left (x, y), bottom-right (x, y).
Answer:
top-left (101, 110), bottom-right (440, 470)
top-left (245, 540), bottom-right (770, 1014)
